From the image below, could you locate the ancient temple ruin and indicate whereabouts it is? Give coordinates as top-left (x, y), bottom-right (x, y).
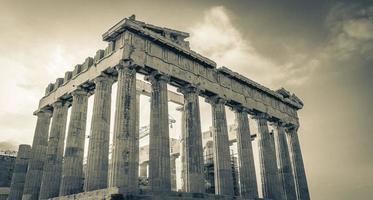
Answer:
top-left (8, 15), bottom-right (310, 200)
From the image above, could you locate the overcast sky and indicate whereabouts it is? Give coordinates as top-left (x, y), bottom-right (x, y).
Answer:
top-left (0, 0), bottom-right (372, 199)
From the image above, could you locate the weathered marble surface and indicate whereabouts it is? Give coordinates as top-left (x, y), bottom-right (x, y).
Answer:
top-left (233, 108), bottom-right (258, 198)
top-left (178, 85), bottom-right (204, 193)
top-left (109, 63), bottom-right (138, 193)
top-left (255, 114), bottom-right (285, 200)
top-left (26, 15), bottom-right (308, 200)
top-left (48, 187), bottom-right (267, 200)
top-left (274, 122), bottom-right (297, 200)
top-left (37, 17), bottom-right (302, 127)
top-left (22, 111), bottom-right (51, 200)
top-left (60, 89), bottom-right (89, 196)
top-left (148, 73), bottom-right (171, 193)
top-left (207, 96), bottom-right (234, 196)
top-left (39, 101), bottom-right (69, 199)
top-left (8, 145), bottom-right (31, 200)
top-left (85, 75), bottom-right (114, 191)
top-left (287, 127), bottom-right (310, 200)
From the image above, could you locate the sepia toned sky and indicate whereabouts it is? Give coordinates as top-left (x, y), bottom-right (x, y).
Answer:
top-left (0, 0), bottom-right (372, 199)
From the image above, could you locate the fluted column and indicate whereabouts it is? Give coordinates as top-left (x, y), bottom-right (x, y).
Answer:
top-left (85, 75), bottom-right (114, 191)
top-left (170, 153), bottom-right (180, 191)
top-left (287, 125), bottom-right (310, 200)
top-left (206, 96), bottom-right (234, 196)
top-left (109, 62), bottom-right (138, 192)
top-left (39, 101), bottom-right (69, 199)
top-left (148, 72), bottom-right (171, 193)
top-left (60, 89), bottom-right (89, 195)
top-left (274, 121), bottom-right (297, 200)
top-left (233, 106), bottom-right (258, 198)
top-left (22, 110), bottom-right (52, 200)
top-left (178, 85), bottom-right (204, 193)
top-left (8, 145), bottom-right (31, 200)
top-left (139, 161), bottom-right (148, 177)
top-left (255, 113), bottom-right (284, 200)
top-left (177, 107), bottom-right (186, 192)
top-left (134, 92), bottom-right (140, 181)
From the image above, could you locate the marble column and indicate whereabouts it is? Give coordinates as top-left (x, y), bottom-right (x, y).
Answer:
top-left (139, 161), bottom-right (148, 177)
top-left (287, 125), bottom-right (310, 200)
top-left (177, 107), bottom-right (186, 192)
top-left (8, 145), bottom-right (31, 200)
top-left (60, 89), bottom-right (89, 196)
top-left (148, 72), bottom-right (171, 193)
top-left (109, 62), bottom-right (138, 193)
top-left (134, 92), bottom-right (140, 182)
top-left (39, 101), bottom-right (69, 200)
top-left (178, 85), bottom-right (204, 193)
top-left (85, 75), bottom-right (114, 191)
top-left (207, 96), bottom-right (234, 196)
top-left (274, 121), bottom-right (297, 200)
top-left (170, 153), bottom-right (180, 191)
top-left (233, 107), bottom-right (258, 198)
top-left (255, 113), bottom-right (284, 200)
top-left (22, 110), bottom-right (52, 200)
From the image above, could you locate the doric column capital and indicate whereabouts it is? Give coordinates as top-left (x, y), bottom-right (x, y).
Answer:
top-left (177, 84), bottom-right (201, 95)
top-left (252, 112), bottom-right (271, 120)
top-left (145, 71), bottom-right (170, 84)
top-left (35, 108), bottom-right (53, 118)
top-left (94, 74), bottom-right (115, 85)
top-left (117, 59), bottom-right (134, 69)
top-left (271, 119), bottom-right (286, 128)
top-left (285, 124), bottom-right (299, 133)
top-left (71, 88), bottom-right (89, 97)
top-left (116, 60), bottom-right (137, 75)
top-left (205, 95), bottom-right (226, 105)
top-left (231, 104), bottom-right (249, 114)
top-left (52, 100), bottom-right (67, 108)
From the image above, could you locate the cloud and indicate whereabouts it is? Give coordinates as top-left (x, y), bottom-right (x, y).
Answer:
top-left (325, 3), bottom-right (373, 60)
top-left (187, 6), bottom-right (315, 88)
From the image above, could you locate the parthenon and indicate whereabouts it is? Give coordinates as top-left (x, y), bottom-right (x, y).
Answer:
top-left (7, 15), bottom-right (310, 200)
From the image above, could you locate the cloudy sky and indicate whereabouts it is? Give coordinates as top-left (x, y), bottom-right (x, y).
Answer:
top-left (0, 0), bottom-right (372, 199)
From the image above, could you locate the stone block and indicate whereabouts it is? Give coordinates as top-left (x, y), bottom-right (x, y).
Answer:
top-left (64, 71), bottom-right (72, 83)
top-left (81, 57), bottom-right (94, 71)
top-left (55, 78), bottom-right (64, 88)
top-left (94, 49), bottom-right (105, 63)
top-left (45, 83), bottom-right (55, 95)
top-left (72, 64), bottom-right (82, 77)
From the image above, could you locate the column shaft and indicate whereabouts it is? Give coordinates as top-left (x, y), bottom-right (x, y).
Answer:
top-left (287, 127), bottom-right (310, 200)
top-left (256, 114), bottom-right (284, 200)
top-left (22, 111), bottom-right (51, 200)
top-left (179, 108), bottom-right (186, 192)
top-left (209, 97), bottom-right (234, 196)
top-left (179, 87), bottom-right (204, 193)
top-left (170, 154), bottom-right (179, 191)
top-left (60, 89), bottom-right (88, 195)
top-left (39, 101), bottom-right (68, 199)
top-left (109, 64), bottom-right (138, 192)
top-left (148, 73), bottom-right (171, 192)
top-left (139, 161), bottom-right (148, 177)
top-left (234, 109), bottom-right (258, 198)
top-left (85, 75), bottom-right (114, 191)
top-left (8, 145), bottom-right (31, 200)
top-left (274, 123), bottom-right (297, 200)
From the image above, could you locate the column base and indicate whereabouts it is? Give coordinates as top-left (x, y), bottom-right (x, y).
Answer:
top-left (48, 187), bottom-right (266, 200)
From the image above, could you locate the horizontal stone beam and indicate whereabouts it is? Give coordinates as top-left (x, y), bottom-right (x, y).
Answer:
top-left (123, 30), bottom-right (299, 125)
top-left (37, 18), bottom-right (301, 126)
top-left (36, 46), bottom-right (183, 111)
